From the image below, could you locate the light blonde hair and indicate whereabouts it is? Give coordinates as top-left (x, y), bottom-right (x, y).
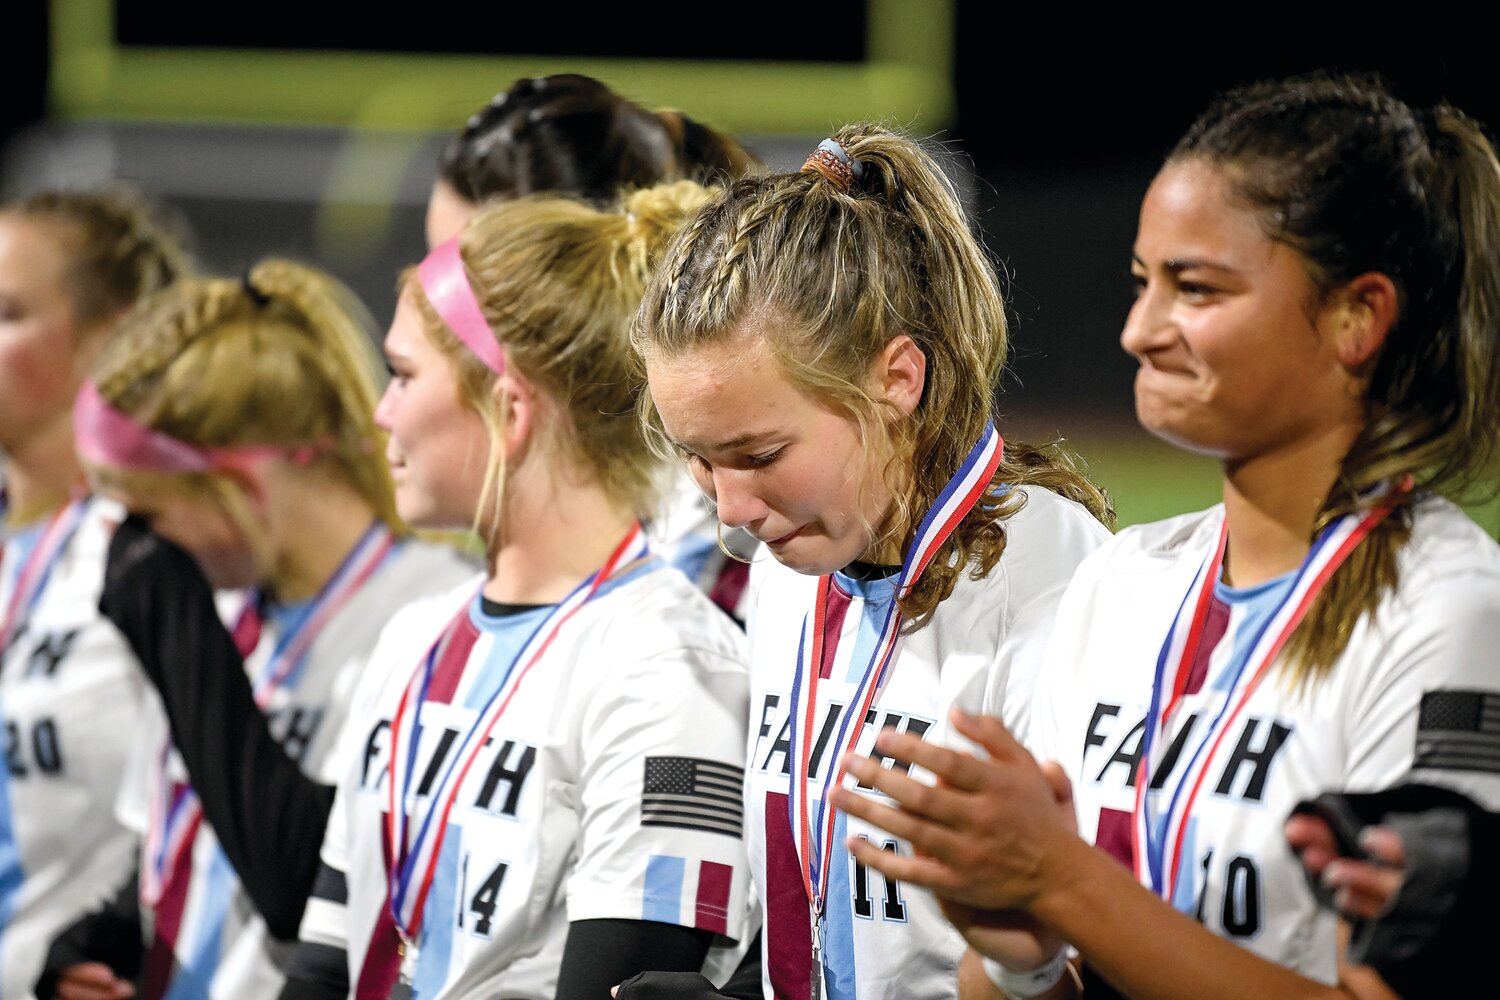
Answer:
top-left (634, 123), bottom-right (1112, 630)
top-left (408, 180), bottom-right (715, 546)
top-left (88, 259), bottom-right (400, 570)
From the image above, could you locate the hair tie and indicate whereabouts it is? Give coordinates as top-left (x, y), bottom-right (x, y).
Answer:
top-left (415, 237), bottom-right (508, 376)
top-left (242, 271), bottom-right (272, 308)
top-left (801, 138), bottom-right (863, 193)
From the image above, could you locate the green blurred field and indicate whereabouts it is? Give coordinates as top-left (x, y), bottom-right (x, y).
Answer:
top-left (1013, 420), bottom-right (1500, 536)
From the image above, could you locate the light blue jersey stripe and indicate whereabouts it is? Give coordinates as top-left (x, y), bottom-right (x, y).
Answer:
top-left (414, 823), bottom-right (462, 998)
top-left (0, 772), bottom-right (22, 989)
top-left (824, 810), bottom-right (858, 1000)
top-left (1211, 573), bottom-right (1298, 694)
top-left (643, 854), bottom-right (685, 925)
top-left (164, 847), bottom-right (237, 1000)
top-left (1170, 816), bottom-right (1201, 915)
top-left (0, 522), bottom-right (50, 986)
top-left (665, 537), bottom-right (716, 590)
top-left (830, 574), bottom-right (896, 686)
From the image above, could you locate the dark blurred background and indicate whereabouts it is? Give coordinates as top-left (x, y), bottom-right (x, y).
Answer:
top-left (5, 3), bottom-right (1493, 523)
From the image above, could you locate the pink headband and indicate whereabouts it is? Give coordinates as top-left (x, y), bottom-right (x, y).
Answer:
top-left (416, 237), bottom-right (508, 375)
top-left (74, 381), bottom-right (319, 476)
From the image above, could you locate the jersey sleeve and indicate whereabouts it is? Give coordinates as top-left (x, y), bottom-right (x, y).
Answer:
top-left (1345, 561), bottom-right (1500, 807)
top-left (1023, 539), bottom-right (1116, 765)
top-left (565, 625), bottom-right (751, 941)
top-left (983, 489), bottom-right (1111, 739)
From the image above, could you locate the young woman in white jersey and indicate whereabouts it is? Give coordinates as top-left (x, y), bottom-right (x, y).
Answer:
top-left (622, 125), bottom-right (1113, 1000)
top-left (831, 73), bottom-right (1500, 1000)
top-left (426, 73), bottom-right (763, 619)
top-left (279, 182), bottom-right (750, 1000)
top-left (41, 260), bottom-right (474, 1000)
top-left (0, 189), bottom-right (186, 999)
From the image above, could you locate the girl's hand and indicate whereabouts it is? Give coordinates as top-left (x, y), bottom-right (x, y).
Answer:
top-left (53, 963), bottom-right (136, 1000)
top-left (829, 707), bottom-right (1080, 915)
top-left (1286, 815), bottom-right (1406, 921)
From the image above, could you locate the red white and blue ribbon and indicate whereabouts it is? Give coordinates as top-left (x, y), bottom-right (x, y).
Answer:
top-left (140, 595), bottom-right (261, 908)
top-left (1131, 487), bottom-right (1408, 903)
top-left (386, 522), bottom-right (649, 941)
top-left (250, 525), bottom-right (396, 700)
top-left (786, 424), bottom-right (1003, 924)
top-left (140, 522), bottom-right (396, 906)
top-left (139, 774), bottom-right (208, 908)
top-left (0, 498), bottom-right (89, 655)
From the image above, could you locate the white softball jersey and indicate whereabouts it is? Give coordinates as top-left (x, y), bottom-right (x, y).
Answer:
top-left (116, 532), bottom-right (477, 1000)
top-left (0, 496), bottom-right (145, 999)
top-left (1030, 495), bottom-right (1500, 984)
top-left (745, 486), bottom-right (1110, 1000)
top-left (297, 557), bottom-right (751, 999)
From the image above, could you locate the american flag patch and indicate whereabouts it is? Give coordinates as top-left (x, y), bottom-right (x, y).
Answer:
top-left (1414, 690), bottom-right (1500, 775)
top-left (642, 756), bottom-right (744, 837)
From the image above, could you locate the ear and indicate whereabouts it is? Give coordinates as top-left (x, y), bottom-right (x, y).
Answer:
top-left (70, 307), bottom-right (129, 378)
top-left (872, 334), bottom-right (927, 419)
top-left (218, 463), bottom-right (273, 521)
top-left (1328, 272), bottom-right (1399, 370)
top-left (490, 371), bottom-right (540, 458)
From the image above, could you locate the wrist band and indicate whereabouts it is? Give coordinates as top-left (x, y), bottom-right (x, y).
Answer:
top-left (981, 948), bottom-right (1069, 999)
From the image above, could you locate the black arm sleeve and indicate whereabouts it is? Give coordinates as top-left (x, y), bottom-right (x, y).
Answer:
top-left (554, 919), bottom-right (717, 1000)
top-left (276, 863), bottom-right (352, 1000)
top-left (34, 867), bottom-right (144, 999)
top-left (602, 928), bottom-right (762, 1000)
top-left (98, 515), bottom-right (335, 940)
top-left (275, 972), bottom-right (348, 1000)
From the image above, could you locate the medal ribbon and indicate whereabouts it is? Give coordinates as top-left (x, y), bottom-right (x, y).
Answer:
top-left (0, 498), bottom-right (89, 655)
top-left (386, 523), bottom-right (649, 940)
top-left (250, 524), bottom-right (396, 701)
top-left (786, 425), bottom-right (1003, 921)
top-left (140, 595), bottom-right (262, 907)
top-left (140, 522), bottom-right (396, 906)
top-left (1131, 486), bottom-right (1408, 901)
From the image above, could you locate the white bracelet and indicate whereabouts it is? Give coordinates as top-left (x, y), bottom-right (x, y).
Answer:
top-left (980, 948), bottom-right (1069, 999)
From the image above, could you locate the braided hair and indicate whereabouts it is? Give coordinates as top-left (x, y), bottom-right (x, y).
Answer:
top-left (4, 188), bottom-right (189, 331)
top-left (89, 260), bottom-right (401, 565)
top-left (437, 73), bottom-right (757, 207)
top-left (634, 123), bottom-right (1112, 631)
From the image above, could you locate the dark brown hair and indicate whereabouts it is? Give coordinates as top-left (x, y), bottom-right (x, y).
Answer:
top-left (1171, 72), bottom-right (1500, 682)
top-left (437, 74), bottom-right (757, 206)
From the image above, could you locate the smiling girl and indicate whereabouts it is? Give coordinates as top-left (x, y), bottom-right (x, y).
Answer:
top-left (626, 125), bottom-right (1113, 1000)
top-left (428, 73), bottom-right (762, 622)
top-left (281, 182), bottom-right (750, 1000)
top-left (831, 73), bottom-right (1500, 1000)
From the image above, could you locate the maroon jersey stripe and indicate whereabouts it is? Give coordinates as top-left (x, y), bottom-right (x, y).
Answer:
top-left (425, 613), bottom-right (481, 705)
top-left (763, 791), bottom-right (812, 999)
